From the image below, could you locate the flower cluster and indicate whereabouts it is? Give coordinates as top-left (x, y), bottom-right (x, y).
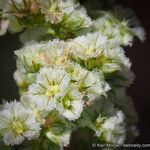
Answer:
top-left (0, 0), bottom-right (145, 149)
top-left (6, 32), bottom-right (134, 147)
top-left (14, 38), bottom-right (112, 122)
top-left (93, 6), bottom-right (145, 46)
top-left (0, 0), bottom-right (92, 39)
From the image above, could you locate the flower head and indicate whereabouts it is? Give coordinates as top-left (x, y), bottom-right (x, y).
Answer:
top-left (15, 42), bottom-right (44, 73)
top-left (78, 70), bottom-right (110, 100)
top-left (57, 88), bottom-right (84, 121)
top-left (37, 0), bottom-right (92, 39)
top-left (0, 101), bottom-right (41, 146)
top-left (46, 121), bottom-right (71, 147)
top-left (94, 110), bottom-right (126, 144)
top-left (67, 63), bottom-right (110, 101)
top-left (39, 0), bottom-right (78, 24)
top-left (0, 0), bottom-right (38, 33)
top-left (63, 7), bottom-right (92, 30)
top-left (14, 69), bottom-right (36, 94)
top-left (89, 100), bottom-right (126, 144)
top-left (28, 67), bottom-right (70, 112)
top-left (66, 62), bottom-right (88, 82)
top-left (46, 131), bottom-right (71, 147)
top-left (21, 95), bottom-right (47, 125)
top-left (70, 32), bottom-right (131, 72)
top-left (93, 6), bottom-right (146, 46)
top-left (70, 32), bottom-right (107, 60)
top-left (39, 39), bottom-right (71, 67)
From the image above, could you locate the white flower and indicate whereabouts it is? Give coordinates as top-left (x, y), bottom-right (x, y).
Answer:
top-left (78, 70), bottom-right (110, 100)
top-left (39, 0), bottom-right (78, 24)
top-left (0, 0), bottom-right (31, 32)
top-left (28, 67), bottom-right (70, 112)
top-left (94, 16), bottom-right (134, 46)
top-left (14, 69), bottom-right (36, 94)
top-left (39, 0), bottom-right (92, 28)
top-left (66, 62), bottom-right (88, 82)
top-left (67, 64), bottom-right (110, 101)
top-left (95, 110), bottom-right (126, 144)
top-left (57, 88), bottom-right (84, 121)
top-left (39, 39), bottom-right (71, 67)
top-left (60, 132), bottom-right (71, 147)
top-left (101, 43), bottom-right (131, 71)
top-left (64, 7), bottom-right (92, 29)
top-left (15, 42), bottom-right (44, 73)
top-left (70, 32), bottom-right (107, 60)
top-left (45, 119), bottom-right (71, 147)
top-left (102, 111), bottom-right (126, 144)
top-left (52, 0), bottom-right (79, 15)
top-left (40, 0), bottom-right (64, 24)
top-left (0, 101), bottom-right (41, 146)
top-left (93, 7), bottom-right (146, 46)
top-left (70, 32), bottom-right (131, 71)
top-left (46, 130), bottom-right (71, 147)
top-left (21, 95), bottom-right (46, 125)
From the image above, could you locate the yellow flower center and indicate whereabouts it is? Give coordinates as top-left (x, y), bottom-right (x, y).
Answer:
top-left (34, 108), bottom-right (41, 119)
top-left (46, 84), bottom-right (59, 97)
top-left (85, 48), bottom-right (96, 55)
top-left (62, 94), bottom-right (72, 109)
top-left (96, 54), bottom-right (109, 67)
top-left (95, 116), bottom-right (106, 128)
top-left (71, 69), bottom-right (78, 79)
top-left (55, 56), bottom-right (68, 66)
top-left (64, 100), bottom-right (71, 108)
top-left (12, 121), bottom-right (26, 134)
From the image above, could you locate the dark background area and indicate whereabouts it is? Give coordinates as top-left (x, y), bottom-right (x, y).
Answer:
top-left (117, 0), bottom-right (150, 145)
top-left (0, 0), bottom-right (150, 148)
